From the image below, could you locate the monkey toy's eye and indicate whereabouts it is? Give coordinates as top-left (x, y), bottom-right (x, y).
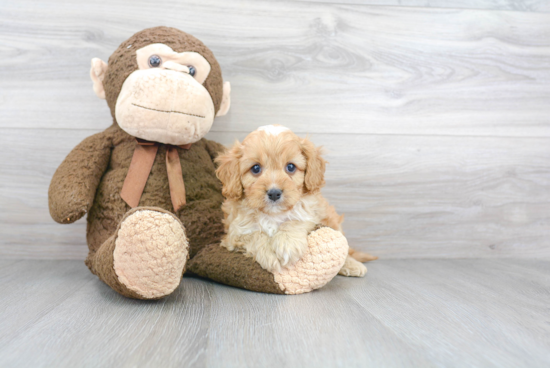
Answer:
top-left (251, 164), bottom-right (262, 175)
top-left (148, 55), bottom-right (162, 68)
top-left (188, 65), bottom-right (196, 77)
top-left (286, 163), bottom-right (296, 174)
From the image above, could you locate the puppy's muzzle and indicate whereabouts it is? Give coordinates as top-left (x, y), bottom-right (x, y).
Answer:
top-left (267, 189), bottom-right (282, 202)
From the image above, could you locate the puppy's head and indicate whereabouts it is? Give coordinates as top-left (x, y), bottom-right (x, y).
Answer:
top-left (216, 125), bottom-right (326, 213)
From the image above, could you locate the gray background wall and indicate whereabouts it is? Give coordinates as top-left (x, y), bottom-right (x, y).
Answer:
top-left (1, 0), bottom-right (549, 260)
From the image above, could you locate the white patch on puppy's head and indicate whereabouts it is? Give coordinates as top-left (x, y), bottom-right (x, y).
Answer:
top-left (257, 124), bottom-right (289, 136)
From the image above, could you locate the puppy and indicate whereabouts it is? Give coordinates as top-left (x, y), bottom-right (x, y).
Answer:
top-left (215, 125), bottom-right (377, 277)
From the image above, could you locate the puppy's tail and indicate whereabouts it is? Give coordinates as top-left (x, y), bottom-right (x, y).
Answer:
top-left (349, 248), bottom-right (378, 262)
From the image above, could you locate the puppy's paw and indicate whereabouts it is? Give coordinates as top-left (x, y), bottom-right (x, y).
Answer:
top-left (274, 238), bottom-right (308, 268)
top-left (254, 248), bottom-right (283, 273)
top-left (271, 226), bottom-right (309, 268)
top-left (339, 255), bottom-right (367, 277)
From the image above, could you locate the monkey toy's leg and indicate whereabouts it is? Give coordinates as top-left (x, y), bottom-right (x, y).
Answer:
top-left (187, 227), bottom-right (349, 295)
top-left (86, 207), bottom-right (189, 300)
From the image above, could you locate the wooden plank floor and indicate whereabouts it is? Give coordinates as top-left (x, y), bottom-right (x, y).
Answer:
top-left (0, 259), bottom-right (548, 367)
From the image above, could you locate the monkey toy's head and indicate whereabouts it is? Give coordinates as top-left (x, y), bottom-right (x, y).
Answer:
top-left (89, 27), bottom-right (231, 145)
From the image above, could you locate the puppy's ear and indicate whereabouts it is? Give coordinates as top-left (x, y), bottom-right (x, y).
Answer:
top-left (301, 138), bottom-right (326, 193)
top-left (215, 141), bottom-right (244, 200)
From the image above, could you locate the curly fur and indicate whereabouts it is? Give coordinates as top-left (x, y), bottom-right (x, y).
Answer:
top-left (215, 125), bottom-right (373, 274)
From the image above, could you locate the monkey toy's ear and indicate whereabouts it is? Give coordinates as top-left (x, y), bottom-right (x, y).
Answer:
top-left (216, 81), bottom-right (231, 117)
top-left (90, 58), bottom-right (108, 99)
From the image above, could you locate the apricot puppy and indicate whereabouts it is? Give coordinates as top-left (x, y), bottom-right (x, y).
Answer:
top-left (216, 125), bottom-right (376, 276)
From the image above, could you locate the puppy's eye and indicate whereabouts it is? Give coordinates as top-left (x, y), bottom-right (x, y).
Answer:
top-left (148, 55), bottom-right (162, 68)
top-left (286, 163), bottom-right (296, 174)
top-left (251, 164), bottom-right (262, 175)
top-left (188, 65), bottom-right (196, 77)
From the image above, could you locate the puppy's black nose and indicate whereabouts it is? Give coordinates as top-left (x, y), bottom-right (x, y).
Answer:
top-left (267, 189), bottom-right (282, 202)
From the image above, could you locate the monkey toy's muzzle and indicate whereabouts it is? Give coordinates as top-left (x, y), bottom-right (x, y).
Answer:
top-left (115, 69), bottom-right (215, 146)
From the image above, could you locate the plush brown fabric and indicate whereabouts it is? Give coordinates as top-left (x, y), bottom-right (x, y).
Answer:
top-left (48, 27), bottom-right (309, 299)
top-left (86, 206), bottom-right (188, 300)
top-left (49, 119), bottom-right (284, 297)
top-left (103, 26), bottom-right (224, 118)
top-left (48, 131), bottom-right (112, 224)
top-left (86, 233), bottom-right (143, 299)
top-left (187, 244), bottom-right (285, 294)
top-left (120, 140), bottom-right (191, 211)
top-left (76, 124), bottom-right (226, 258)
top-left (49, 122), bottom-right (226, 265)
top-left (85, 206), bottom-right (137, 299)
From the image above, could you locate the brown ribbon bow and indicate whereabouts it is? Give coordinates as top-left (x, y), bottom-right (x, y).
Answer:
top-left (120, 138), bottom-right (192, 212)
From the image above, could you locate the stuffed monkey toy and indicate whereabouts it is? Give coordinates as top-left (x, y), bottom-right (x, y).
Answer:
top-left (49, 27), bottom-right (350, 299)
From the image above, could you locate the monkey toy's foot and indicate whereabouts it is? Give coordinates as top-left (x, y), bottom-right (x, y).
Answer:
top-left (113, 208), bottom-right (189, 299)
top-left (273, 227), bottom-right (349, 295)
top-left (113, 208), bottom-right (188, 299)
top-left (91, 207), bottom-right (188, 300)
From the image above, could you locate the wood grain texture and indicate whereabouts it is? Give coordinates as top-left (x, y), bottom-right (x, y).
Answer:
top-left (0, 260), bottom-right (92, 348)
top-left (1, 128), bottom-right (549, 259)
top-left (210, 131), bottom-right (550, 258)
top-left (0, 0), bottom-right (549, 137)
top-left (0, 259), bottom-right (549, 367)
top-left (292, 0), bottom-right (550, 13)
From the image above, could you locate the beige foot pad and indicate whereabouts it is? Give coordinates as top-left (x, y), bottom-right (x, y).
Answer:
top-left (273, 227), bottom-right (349, 295)
top-left (113, 209), bottom-right (188, 299)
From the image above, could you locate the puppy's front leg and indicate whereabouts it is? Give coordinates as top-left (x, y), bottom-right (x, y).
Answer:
top-left (222, 230), bottom-right (296, 273)
top-left (221, 231), bottom-right (281, 271)
top-left (269, 221), bottom-right (314, 269)
top-left (248, 231), bottom-right (286, 272)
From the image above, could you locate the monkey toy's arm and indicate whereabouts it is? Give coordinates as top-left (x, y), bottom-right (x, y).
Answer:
top-left (49, 132), bottom-right (112, 224)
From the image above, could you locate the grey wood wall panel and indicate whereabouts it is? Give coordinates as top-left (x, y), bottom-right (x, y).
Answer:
top-left (1, 128), bottom-right (548, 259)
top-left (213, 132), bottom-right (550, 258)
top-left (292, 0), bottom-right (550, 13)
top-left (1, 259), bottom-right (549, 367)
top-left (1, 0), bottom-right (549, 260)
top-left (1, 0), bottom-right (549, 137)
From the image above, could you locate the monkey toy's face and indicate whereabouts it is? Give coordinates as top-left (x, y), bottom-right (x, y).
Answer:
top-left (115, 43), bottom-right (219, 145)
top-left (89, 27), bottom-right (231, 145)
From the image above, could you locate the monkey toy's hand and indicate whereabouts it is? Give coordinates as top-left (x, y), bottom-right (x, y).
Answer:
top-left (49, 132), bottom-right (111, 224)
